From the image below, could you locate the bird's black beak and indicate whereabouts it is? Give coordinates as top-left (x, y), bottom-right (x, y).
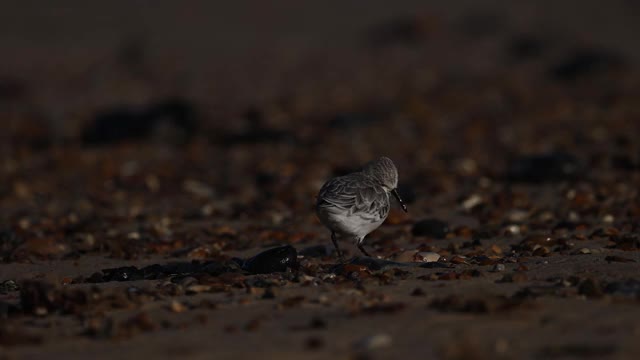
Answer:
top-left (392, 188), bottom-right (408, 212)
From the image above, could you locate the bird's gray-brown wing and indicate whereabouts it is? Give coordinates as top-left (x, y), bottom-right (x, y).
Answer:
top-left (317, 174), bottom-right (389, 220)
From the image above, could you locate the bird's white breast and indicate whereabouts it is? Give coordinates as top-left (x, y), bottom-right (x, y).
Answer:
top-left (317, 206), bottom-right (386, 239)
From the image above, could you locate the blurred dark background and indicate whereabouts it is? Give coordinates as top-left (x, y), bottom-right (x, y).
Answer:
top-left (1, 0), bottom-right (638, 144)
top-left (1, 0), bottom-right (639, 231)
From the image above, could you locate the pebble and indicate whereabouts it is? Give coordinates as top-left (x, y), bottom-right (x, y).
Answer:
top-left (183, 179), bottom-right (214, 198)
top-left (321, 274), bottom-right (336, 281)
top-left (169, 300), bottom-right (187, 313)
top-left (394, 250), bottom-right (418, 263)
top-left (415, 252), bottom-right (441, 263)
top-left (450, 255), bottom-right (468, 264)
top-left (179, 277), bottom-right (198, 287)
top-left (0, 280), bottom-right (19, 294)
top-left (354, 333), bottom-right (392, 350)
top-left (504, 225), bottom-right (521, 236)
top-left (461, 194), bottom-right (483, 210)
top-left (492, 264), bottom-right (506, 272)
top-left (186, 285), bottom-right (211, 294)
top-left (507, 209), bottom-right (529, 222)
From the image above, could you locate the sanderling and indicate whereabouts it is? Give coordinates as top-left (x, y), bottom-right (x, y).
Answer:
top-left (316, 157), bottom-right (408, 261)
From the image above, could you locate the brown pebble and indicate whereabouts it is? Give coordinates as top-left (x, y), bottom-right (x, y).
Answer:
top-left (411, 288), bottom-right (426, 296)
top-left (498, 273), bottom-right (528, 283)
top-left (532, 247), bottom-right (551, 256)
top-left (450, 256), bottom-right (468, 264)
top-left (490, 244), bottom-right (503, 255)
top-left (516, 264), bottom-right (529, 271)
top-left (280, 295), bottom-right (306, 308)
top-left (578, 279), bottom-right (604, 298)
top-left (474, 256), bottom-right (498, 266)
top-left (169, 300), bottom-right (187, 313)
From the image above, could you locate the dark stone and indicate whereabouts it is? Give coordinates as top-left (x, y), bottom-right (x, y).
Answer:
top-left (577, 278), bottom-right (604, 298)
top-left (242, 245), bottom-right (298, 274)
top-left (161, 262), bottom-right (201, 275)
top-left (549, 49), bottom-right (626, 82)
top-left (86, 272), bottom-right (105, 283)
top-left (82, 98), bottom-right (197, 145)
top-left (85, 260), bottom-right (239, 283)
top-left (506, 152), bottom-right (583, 183)
top-left (140, 264), bottom-right (166, 279)
top-left (0, 280), bottom-right (19, 294)
top-left (412, 218), bottom-right (450, 238)
top-left (605, 279), bottom-right (640, 298)
top-left (101, 266), bottom-right (145, 282)
top-left (419, 262), bottom-right (450, 269)
top-left (202, 261), bottom-right (240, 275)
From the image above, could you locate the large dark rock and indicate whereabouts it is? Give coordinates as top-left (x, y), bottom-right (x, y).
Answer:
top-left (242, 245), bottom-right (298, 274)
top-left (86, 260), bottom-right (237, 283)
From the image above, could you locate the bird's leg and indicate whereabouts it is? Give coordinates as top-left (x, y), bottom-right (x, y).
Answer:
top-left (356, 237), bottom-right (371, 257)
top-left (331, 232), bottom-right (345, 263)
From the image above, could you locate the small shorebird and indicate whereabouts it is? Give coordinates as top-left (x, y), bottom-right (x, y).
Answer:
top-left (316, 157), bottom-right (408, 261)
